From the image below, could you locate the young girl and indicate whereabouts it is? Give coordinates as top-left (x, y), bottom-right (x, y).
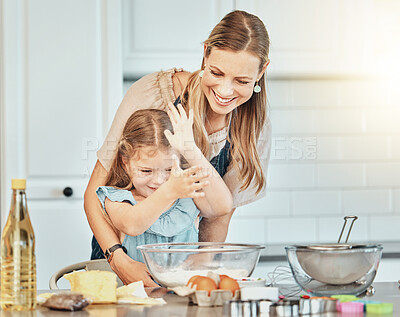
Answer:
top-left (94, 107), bottom-right (232, 263)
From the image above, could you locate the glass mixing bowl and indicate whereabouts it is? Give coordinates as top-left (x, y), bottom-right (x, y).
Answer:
top-left (138, 242), bottom-right (265, 287)
top-left (285, 244), bottom-right (383, 296)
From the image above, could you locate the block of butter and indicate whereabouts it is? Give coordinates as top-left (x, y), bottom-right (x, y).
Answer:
top-left (64, 270), bottom-right (117, 304)
top-left (116, 281), bottom-right (166, 305)
top-left (117, 281), bottom-right (147, 298)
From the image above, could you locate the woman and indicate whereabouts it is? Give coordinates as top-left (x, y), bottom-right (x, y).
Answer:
top-left (84, 10), bottom-right (271, 286)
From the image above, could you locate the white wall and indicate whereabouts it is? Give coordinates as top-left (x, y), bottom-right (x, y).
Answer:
top-left (226, 78), bottom-right (400, 245)
top-left (123, 76), bottom-right (400, 245)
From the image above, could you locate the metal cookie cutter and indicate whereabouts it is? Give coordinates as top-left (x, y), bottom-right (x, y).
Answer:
top-left (223, 299), bottom-right (260, 317)
top-left (270, 300), bottom-right (300, 317)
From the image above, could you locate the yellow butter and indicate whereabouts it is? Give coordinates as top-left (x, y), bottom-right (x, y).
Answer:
top-left (117, 296), bottom-right (166, 305)
top-left (116, 281), bottom-right (165, 305)
top-left (117, 281), bottom-right (146, 298)
top-left (64, 270), bottom-right (117, 304)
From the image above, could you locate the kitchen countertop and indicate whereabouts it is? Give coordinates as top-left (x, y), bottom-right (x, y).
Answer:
top-left (259, 241), bottom-right (400, 262)
top-left (1, 282), bottom-right (398, 316)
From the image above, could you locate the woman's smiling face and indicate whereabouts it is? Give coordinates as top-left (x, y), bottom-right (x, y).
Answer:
top-left (201, 48), bottom-right (265, 118)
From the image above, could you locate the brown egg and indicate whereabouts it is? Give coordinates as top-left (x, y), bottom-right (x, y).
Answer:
top-left (193, 276), bottom-right (217, 296)
top-left (219, 274), bottom-right (229, 281)
top-left (218, 276), bottom-right (240, 296)
top-left (186, 275), bottom-right (201, 287)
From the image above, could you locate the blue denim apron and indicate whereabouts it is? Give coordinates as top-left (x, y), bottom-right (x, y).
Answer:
top-left (90, 97), bottom-right (231, 260)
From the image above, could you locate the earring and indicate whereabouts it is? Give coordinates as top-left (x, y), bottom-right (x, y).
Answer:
top-left (254, 81), bottom-right (261, 93)
top-left (199, 64), bottom-right (206, 78)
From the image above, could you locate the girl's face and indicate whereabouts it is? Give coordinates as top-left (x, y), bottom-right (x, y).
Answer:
top-left (201, 48), bottom-right (266, 118)
top-left (124, 148), bottom-right (175, 198)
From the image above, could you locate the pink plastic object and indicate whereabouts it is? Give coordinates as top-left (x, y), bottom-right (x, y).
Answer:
top-left (340, 302), bottom-right (364, 313)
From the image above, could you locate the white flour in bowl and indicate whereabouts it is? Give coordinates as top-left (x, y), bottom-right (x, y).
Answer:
top-left (155, 268), bottom-right (249, 287)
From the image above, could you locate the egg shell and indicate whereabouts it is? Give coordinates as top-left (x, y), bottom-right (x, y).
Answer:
top-left (193, 276), bottom-right (217, 296)
top-left (218, 277), bottom-right (240, 296)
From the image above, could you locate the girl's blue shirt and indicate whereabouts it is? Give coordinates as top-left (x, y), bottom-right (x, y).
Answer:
top-left (95, 186), bottom-right (199, 262)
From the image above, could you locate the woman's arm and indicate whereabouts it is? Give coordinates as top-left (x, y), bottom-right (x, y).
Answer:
top-left (84, 160), bottom-right (158, 287)
top-left (84, 161), bottom-right (120, 251)
top-left (198, 208), bottom-right (235, 242)
top-left (105, 162), bottom-right (209, 236)
top-left (198, 120), bottom-right (272, 242)
top-left (165, 103), bottom-right (233, 217)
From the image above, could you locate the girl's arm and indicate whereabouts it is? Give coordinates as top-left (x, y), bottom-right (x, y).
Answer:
top-left (105, 160), bottom-right (209, 236)
top-left (164, 102), bottom-right (233, 218)
top-left (84, 160), bottom-right (158, 287)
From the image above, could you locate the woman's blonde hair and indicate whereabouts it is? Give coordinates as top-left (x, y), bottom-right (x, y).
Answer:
top-left (181, 10), bottom-right (270, 194)
top-left (105, 109), bottom-right (173, 189)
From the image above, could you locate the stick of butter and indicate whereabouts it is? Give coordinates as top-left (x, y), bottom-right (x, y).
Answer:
top-left (64, 270), bottom-right (117, 304)
top-left (116, 281), bottom-right (166, 305)
top-left (117, 281), bottom-right (147, 298)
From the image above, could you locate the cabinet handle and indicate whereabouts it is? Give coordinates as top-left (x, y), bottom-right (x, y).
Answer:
top-left (63, 187), bottom-right (73, 197)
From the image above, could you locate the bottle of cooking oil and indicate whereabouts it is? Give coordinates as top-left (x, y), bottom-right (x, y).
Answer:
top-left (1, 179), bottom-right (37, 310)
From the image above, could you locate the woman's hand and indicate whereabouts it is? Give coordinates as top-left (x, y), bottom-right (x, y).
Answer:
top-left (164, 156), bottom-right (209, 200)
top-left (110, 249), bottom-right (158, 287)
top-left (164, 102), bottom-right (233, 218)
top-left (164, 102), bottom-right (200, 159)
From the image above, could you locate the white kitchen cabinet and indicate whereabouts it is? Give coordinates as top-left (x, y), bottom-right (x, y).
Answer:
top-left (122, 0), bottom-right (234, 78)
top-left (122, 0), bottom-right (397, 78)
top-left (235, 0), bottom-right (378, 77)
top-left (1, 0), bottom-right (123, 289)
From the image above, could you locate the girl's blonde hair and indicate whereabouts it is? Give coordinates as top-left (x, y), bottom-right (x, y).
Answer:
top-left (105, 109), bottom-right (173, 189)
top-left (181, 10), bottom-right (270, 194)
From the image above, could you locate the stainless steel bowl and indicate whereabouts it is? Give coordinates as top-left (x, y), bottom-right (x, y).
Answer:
top-left (138, 242), bottom-right (265, 288)
top-left (285, 244), bottom-right (383, 296)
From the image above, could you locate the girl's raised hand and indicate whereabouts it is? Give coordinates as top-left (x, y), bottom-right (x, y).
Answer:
top-left (166, 155), bottom-right (209, 199)
top-left (164, 102), bottom-right (197, 157)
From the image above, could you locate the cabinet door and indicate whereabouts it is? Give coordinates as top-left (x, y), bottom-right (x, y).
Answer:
top-left (1, 0), bottom-right (123, 289)
top-left (122, 0), bottom-right (234, 78)
top-left (236, 0), bottom-right (375, 76)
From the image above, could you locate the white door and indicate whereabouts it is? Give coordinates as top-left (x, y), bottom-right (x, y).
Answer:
top-left (1, 0), bottom-right (123, 289)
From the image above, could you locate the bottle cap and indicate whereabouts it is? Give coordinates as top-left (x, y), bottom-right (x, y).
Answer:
top-left (11, 179), bottom-right (26, 190)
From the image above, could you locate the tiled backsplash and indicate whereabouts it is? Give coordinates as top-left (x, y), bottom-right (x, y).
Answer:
top-left (227, 78), bottom-right (400, 244)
